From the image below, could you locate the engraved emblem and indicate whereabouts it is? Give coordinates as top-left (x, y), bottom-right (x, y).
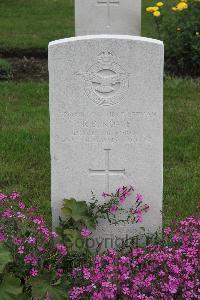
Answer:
top-left (77, 50), bottom-right (129, 107)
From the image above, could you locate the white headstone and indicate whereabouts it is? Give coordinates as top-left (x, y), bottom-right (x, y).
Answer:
top-left (49, 35), bottom-right (164, 249)
top-left (75, 0), bottom-right (141, 36)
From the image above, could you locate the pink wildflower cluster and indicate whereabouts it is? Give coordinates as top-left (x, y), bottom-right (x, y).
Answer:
top-left (81, 228), bottom-right (92, 238)
top-left (70, 215), bottom-right (200, 300)
top-left (101, 186), bottom-right (149, 225)
top-left (0, 192), bottom-right (67, 279)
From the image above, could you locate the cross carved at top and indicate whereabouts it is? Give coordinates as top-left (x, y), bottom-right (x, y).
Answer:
top-left (97, 0), bottom-right (120, 27)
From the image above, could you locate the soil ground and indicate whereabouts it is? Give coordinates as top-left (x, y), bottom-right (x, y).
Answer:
top-left (1, 56), bottom-right (48, 81)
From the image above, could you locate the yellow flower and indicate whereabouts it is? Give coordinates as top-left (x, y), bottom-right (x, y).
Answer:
top-left (146, 6), bottom-right (159, 13)
top-left (172, 6), bottom-right (178, 11)
top-left (177, 2), bottom-right (188, 11)
top-left (196, 32), bottom-right (199, 36)
top-left (153, 10), bottom-right (161, 17)
top-left (156, 2), bottom-right (164, 7)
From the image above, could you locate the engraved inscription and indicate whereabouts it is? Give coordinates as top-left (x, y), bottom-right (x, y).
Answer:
top-left (97, 0), bottom-right (120, 27)
top-left (77, 50), bottom-right (129, 107)
top-left (62, 110), bottom-right (157, 145)
top-left (89, 149), bottom-right (125, 192)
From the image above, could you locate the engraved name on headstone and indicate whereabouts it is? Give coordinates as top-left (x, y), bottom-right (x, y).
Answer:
top-left (49, 35), bottom-right (164, 248)
top-left (75, 0), bottom-right (141, 36)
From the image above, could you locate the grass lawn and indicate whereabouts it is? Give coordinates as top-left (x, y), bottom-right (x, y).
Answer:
top-left (0, 0), bottom-right (155, 52)
top-left (0, 0), bottom-right (74, 52)
top-left (0, 79), bottom-right (199, 225)
top-left (0, 82), bottom-right (52, 222)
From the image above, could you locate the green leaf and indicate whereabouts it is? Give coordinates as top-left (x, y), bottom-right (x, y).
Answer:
top-left (63, 229), bottom-right (85, 249)
top-left (62, 198), bottom-right (96, 229)
top-left (0, 243), bottom-right (13, 273)
top-left (0, 274), bottom-right (22, 300)
top-left (30, 272), bottom-right (67, 300)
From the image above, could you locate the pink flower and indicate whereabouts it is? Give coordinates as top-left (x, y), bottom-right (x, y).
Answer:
top-left (45, 293), bottom-right (51, 300)
top-left (119, 195), bottom-right (126, 204)
top-left (136, 215), bottom-right (142, 223)
top-left (102, 192), bottom-right (110, 198)
top-left (164, 227), bottom-right (172, 236)
top-left (81, 228), bottom-right (92, 238)
top-left (120, 256), bottom-right (130, 263)
top-left (30, 268), bottom-right (38, 277)
top-left (56, 244), bottom-right (68, 256)
top-left (24, 255), bottom-right (38, 266)
top-left (70, 215), bottom-right (200, 300)
top-left (0, 193), bottom-right (7, 203)
top-left (18, 246), bottom-right (25, 254)
top-left (56, 268), bottom-right (64, 278)
top-left (32, 216), bottom-right (44, 225)
top-left (168, 276), bottom-right (180, 294)
top-left (26, 236), bottom-right (36, 244)
top-left (82, 267), bottom-right (91, 280)
top-left (13, 237), bottom-right (23, 245)
top-left (51, 231), bottom-right (58, 238)
top-left (27, 207), bottom-right (38, 213)
top-left (2, 208), bottom-right (13, 218)
top-left (38, 246), bottom-right (46, 253)
top-left (0, 230), bottom-right (6, 241)
top-left (44, 264), bottom-right (52, 271)
top-left (16, 212), bottom-right (26, 219)
top-left (136, 193), bottom-right (143, 203)
top-left (39, 227), bottom-right (50, 240)
top-left (18, 201), bottom-right (26, 209)
top-left (109, 205), bottom-right (118, 214)
top-left (9, 191), bottom-right (20, 200)
top-left (116, 187), bottom-right (124, 194)
top-left (136, 209), bottom-right (143, 223)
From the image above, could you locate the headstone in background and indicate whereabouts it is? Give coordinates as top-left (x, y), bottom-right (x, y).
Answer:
top-left (49, 35), bottom-right (164, 248)
top-left (75, 0), bottom-right (141, 36)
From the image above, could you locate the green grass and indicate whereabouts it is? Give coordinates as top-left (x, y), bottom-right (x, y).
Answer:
top-left (0, 0), bottom-right (74, 51)
top-left (0, 79), bottom-right (199, 225)
top-left (0, 82), bottom-right (51, 222)
top-left (163, 77), bottom-right (200, 224)
top-left (0, 0), bottom-right (155, 52)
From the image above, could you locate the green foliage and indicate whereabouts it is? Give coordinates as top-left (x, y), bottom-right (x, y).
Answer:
top-left (0, 243), bottom-right (23, 299)
top-left (146, 1), bottom-right (200, 76)
top-left (0, 59), bottom-right (12, 80)
top-left (62, 198), bottom-right (96, 229)
top-left (0, 243), bottom-right (12, 273)
top-left (63, 229), bottom-right (85, 250)
top-left (162, 1), bottom-right (200, 76)
top-left (0, 274), bottom-right (23, 300)
top-left (29, 272), bottom-right (67, 300)
top-left (59, 198), bottom-right (95, 258)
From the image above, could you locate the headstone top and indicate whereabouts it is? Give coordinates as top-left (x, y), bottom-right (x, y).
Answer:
top-left (49, 35), bottom-right (163, 47)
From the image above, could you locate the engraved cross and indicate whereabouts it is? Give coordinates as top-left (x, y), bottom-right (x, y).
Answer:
top-left (97, 0), bottom-right (120, 27)
top-left (89, 149), bottom-right (125, 193)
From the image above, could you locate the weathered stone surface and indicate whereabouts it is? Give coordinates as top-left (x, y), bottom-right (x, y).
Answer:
top-left (75, 0), bottom-right (141, 36)
top-left (49, 35), bottom-right (164, 249)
